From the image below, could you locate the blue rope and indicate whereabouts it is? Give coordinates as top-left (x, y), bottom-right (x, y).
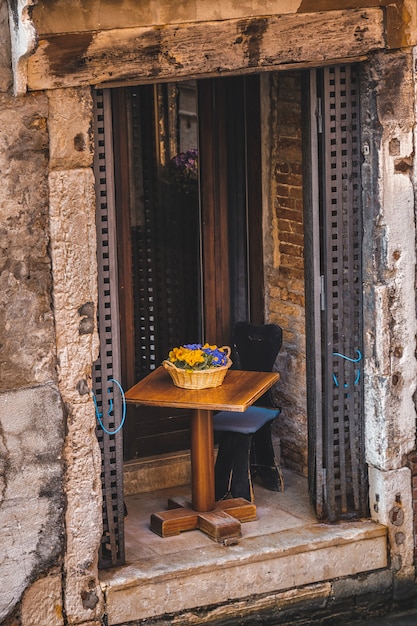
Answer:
top-left (92, 378), bottom-right (126, 435)
top-left (332, 350), bottom-right (362, 388)
top-left (333, 349), bottom-right (362, 363)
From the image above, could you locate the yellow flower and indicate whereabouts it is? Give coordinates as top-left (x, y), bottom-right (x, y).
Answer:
top-left (203, 343), bottom-right (217, 350)
top-left (169, 347), bottom-right (205, 366)
top-left (184, 350), bottom-right (204, 366)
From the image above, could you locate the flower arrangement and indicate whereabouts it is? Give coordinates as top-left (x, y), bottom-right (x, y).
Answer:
top-left (163, 343), bottom-right (232, 389)
top-left (168, 343), bottom-right (228, 371)
top-left (165, 149), bottom-right (198, 198)
top-left (170, 149), bottom-right (198, 180)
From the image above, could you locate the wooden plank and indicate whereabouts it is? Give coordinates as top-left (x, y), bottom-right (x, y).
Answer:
top-left (198, 79), bottom-right (225, 345)
top-left (199, 80), bottom-right (232, 346)
top-left (112, 88), bottom-right (136, 392)
top-left (27, 9), bottom-right (385, 91)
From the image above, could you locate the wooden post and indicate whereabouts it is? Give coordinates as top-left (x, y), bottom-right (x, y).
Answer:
top-left (191, 409), bottom-right (215, 512)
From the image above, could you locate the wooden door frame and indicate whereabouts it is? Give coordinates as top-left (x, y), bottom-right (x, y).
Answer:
top-left (199, 76), bottom-right (264, 345)
top-left (112, 88), bottom-right (137, 392)
top-left (198, 79), bottom-right (231, 345)
top-left (245, 75), bottom-right (264, 325)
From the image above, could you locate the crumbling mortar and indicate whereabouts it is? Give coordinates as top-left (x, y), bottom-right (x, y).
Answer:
top-left (60, 569), bottom-right (68, 626)
top-left (1, 603), bottom-right (22, 626)
top-left (58, 406), bottom-right (70, 626)
top-left (0, 418), bottom-right (10, 507)
top-left (33, 522), bottom-right (64, 578)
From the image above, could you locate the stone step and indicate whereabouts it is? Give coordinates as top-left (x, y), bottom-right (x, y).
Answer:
top-left (100, 518), bottom-right (387, 625)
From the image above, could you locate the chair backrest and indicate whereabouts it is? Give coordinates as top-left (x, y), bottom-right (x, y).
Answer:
top-left (233, 322), bottom-right (282, 372)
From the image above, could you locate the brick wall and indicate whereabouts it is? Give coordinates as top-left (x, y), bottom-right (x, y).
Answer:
top-left (266, 72), bottom-right (308, 475)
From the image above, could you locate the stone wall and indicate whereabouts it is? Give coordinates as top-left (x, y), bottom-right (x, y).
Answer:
top-left (361, 49), bottom-right (417, 600)
top-left (0, 6), bottom-right (102, 625)
top-left (1, 0), bottom-right (417, 623)
top-left (47, 86), bottom-right (103, 625)
top-left (0, 7), bottom-right (66, 624)
top-left (264, 72), bottom-right (308, 476)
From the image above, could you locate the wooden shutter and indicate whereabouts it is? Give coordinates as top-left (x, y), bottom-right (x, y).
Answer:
top-left (305, 66), bottom-right (368, 521)
top-left (92, 89), bottom-right (125, 568)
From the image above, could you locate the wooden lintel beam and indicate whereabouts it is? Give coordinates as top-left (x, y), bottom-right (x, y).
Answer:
top-left (27, 9), bottom-right (385, 91)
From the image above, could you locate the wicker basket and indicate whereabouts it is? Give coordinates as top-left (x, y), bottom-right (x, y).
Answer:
top-left (163, 347), bottom-right (232, 390)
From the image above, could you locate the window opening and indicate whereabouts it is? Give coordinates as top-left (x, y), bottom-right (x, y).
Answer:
top-left (93, 67), bottom-right (368, 569)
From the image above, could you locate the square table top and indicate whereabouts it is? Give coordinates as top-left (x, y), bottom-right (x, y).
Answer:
top-left (125, 367), bottom-right (280, 412)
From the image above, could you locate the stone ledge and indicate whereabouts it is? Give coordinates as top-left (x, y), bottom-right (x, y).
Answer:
top-left (100, 520), bottom-right (387, 625)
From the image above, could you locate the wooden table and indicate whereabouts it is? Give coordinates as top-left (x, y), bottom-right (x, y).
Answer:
top-left (125, 366), bottom-right (279, 543)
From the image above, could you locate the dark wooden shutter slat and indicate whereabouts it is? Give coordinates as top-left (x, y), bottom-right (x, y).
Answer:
top-left (322, 66), bottom-right (367, 520)
top-left (93, 89), bottom-right (125, 568)
top-left (306, 65), bottom-right (368, 522)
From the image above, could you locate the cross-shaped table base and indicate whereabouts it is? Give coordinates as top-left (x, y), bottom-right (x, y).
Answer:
top-left (150, 497), bottom-right (257, 544)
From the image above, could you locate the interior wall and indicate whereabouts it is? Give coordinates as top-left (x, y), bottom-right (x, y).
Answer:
top-left (262, 71), bottom-right (308, 476)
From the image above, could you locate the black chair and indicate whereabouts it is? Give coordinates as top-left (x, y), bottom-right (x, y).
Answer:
top-left (213, 322), bottom-right (284, 502)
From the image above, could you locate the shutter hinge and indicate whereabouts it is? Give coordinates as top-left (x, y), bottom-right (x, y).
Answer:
top-left (316, 97), bottom-right (323, 134)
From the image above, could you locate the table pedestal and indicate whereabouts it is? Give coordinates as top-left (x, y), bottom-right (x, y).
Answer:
top-left (149, 408), bottom-right (257, 543)
top-left (190, 408), bottom-right (215, 512)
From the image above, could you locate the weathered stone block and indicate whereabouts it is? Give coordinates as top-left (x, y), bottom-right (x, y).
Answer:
top-left (368, 464), bottom-right (414, 598)
top-left (48, 87), bottom-right (94, 170)
top-left (0, 384), bottom-right (64, 623)
top-left (21, 571), bottom-right (64, 626)
top-left (48, 168), bottom-right (99, 400)
top-left (0, 91), bottom-right (56, 391)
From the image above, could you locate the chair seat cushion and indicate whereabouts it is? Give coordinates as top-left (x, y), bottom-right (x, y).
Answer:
top-left (213, 406), bottom-right (280, 434)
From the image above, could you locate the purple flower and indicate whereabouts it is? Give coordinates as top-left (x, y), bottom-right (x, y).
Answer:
top-left (171, 149), bottom-right (198, 179)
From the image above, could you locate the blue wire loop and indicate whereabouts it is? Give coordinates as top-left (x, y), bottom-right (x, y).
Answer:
top-left (92, 378), bottom-right (126, 435)
top-left (332, 349), bottom-right (362, 388)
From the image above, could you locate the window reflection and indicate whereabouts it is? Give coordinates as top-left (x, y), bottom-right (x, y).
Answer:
top-left (125, 81), bottom-right (201, 381)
